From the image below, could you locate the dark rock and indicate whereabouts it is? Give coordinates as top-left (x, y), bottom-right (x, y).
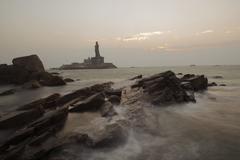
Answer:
top-left (0, 107), bottom-right (44, 129)
top-left (100, 101), bottom-right (117, 117)
top-left (49, 72), bottom-right (60, 75)
top-left (105, 88), bottom-right (122, 97)
top-left (17, 93), bottom-right (61, 111)
top-left (208, 82), bottom-right (218, 87)
top-left (129, 75), bottom-right (142, 80)
top-left (0, 65), bottom-right (30, 85)
top-left (26, 107), bottom-right (68, 135)
top-left (108, 95), bottom-right (121, 105)
top-left (38, 72), bottom-right (66, 86)
top-left (132, 71), bottom-right (196, 105)
top-left (219, 84), bottom-right (227, 86)
top-left (181, 74), bottom-right (208, 91)
top-left (12, 55), bottom-right (45, 73)
top-left (0, 89), bottom-right (16, 96)
top-left (23, 80), bottom-right (41, 89)
top-left (180, 82), bottom-right (193, 90)
top-left (69, 93), bottom-right (105, 112)
top-left (57, 82), bottom-right (113, 106)
top-left (63, 78), bottom-right (74, 83)
top-left (177, 73), bottom-right (183, 75)
top-left (212, 75), bottom-right (223, 79)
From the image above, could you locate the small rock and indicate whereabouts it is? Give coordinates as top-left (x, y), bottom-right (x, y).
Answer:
top-left (23, 80), bottom-right (41, 89)
top-left (219, 84), bottom-right (227, 86)
top-left (212, 76), bottom-right (223, 79)
top-left (208, 82), bottom-right (218, 87)
top-left (63, 78), bottom-right (74, 83)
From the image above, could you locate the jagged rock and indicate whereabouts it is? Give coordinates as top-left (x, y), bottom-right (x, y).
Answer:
top-left (212, 75), bottom-right (223, 79)
top-left (108, 95), bottom-right (121, 105)
top-left (100, 101), bottom-right (117, 117)
top-left (57, 82), bottom-right (113, 106)
top-left (23, 80), bottom-right (41, 89)
top-left (129, 75), bottom-right (142, 80)
top-left (0, 89), bottom-right (16, 96)
top-left (208, 82), bottom-right (218, 87)
top-left (12, 55), bottom-right (45, 73)
top-left (0, 107), bottom-right (44, 129)
top-left (69, 93), bottom-right (105, 112)
top-left (63, 78), bottom-right (74, 83)
top-left (181, 74), bottom-right (208, 91)
top-left (132, 71), bottom-right (196, 105)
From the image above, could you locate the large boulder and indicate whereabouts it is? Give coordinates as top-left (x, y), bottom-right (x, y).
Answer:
top-left (132, 71), bottom-right (196, 105)
top-left (12, 55), bottom-right (45, 73)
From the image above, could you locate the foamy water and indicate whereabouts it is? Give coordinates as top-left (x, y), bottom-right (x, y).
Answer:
top-left (1, 65), bottom-right (240, 160)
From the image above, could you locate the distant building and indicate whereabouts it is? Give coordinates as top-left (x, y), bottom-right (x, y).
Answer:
top-left (83, 41), bottom-right (104, 65)
top-left (60, 41), bottom-right (117, 69)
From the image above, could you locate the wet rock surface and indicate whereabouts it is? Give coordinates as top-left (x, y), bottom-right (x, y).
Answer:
top-left (0, 71), bottom-right (210, 160)
top-left (0, 89), bottom-right (16, 96)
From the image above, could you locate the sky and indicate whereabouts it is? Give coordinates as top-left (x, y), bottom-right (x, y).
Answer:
top-left (0, 0), bottom-right (240, 68)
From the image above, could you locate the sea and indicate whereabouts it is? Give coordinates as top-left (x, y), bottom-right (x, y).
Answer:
top-left (0, 65), bottom-right (240, 160)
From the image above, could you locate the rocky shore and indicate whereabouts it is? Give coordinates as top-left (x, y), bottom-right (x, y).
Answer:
top-left (0, 66), bottom-right (213, 160)
top-left (0, 55), bottom-right (66, 87)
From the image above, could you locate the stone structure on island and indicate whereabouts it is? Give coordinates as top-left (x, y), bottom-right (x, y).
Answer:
top-left (60, 41), bottom-right (117, 69)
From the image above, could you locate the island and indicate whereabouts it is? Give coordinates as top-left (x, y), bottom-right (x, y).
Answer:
top-left (60, 41), bottom-right (117, 70)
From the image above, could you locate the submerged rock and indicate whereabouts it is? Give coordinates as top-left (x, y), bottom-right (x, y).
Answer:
top-left (208, 82), bottom-right (218, 87)
top-left (63, 78), bottom-right (74, 83)
top-left (0, 89), bottom-right (16, 96)
top-left (212, 75), bottom-right (223, 79)
top-left (23, 80), bottom-right (41, 89)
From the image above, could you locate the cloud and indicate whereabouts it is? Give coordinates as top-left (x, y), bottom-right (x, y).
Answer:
top-left (117, 31), bottom-right (165, 42)
top-left (196, 30), bottom-right (214, 36)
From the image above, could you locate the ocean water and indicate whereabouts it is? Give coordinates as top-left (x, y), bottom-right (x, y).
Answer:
top-left (1, 65), bottom-right (240, 160)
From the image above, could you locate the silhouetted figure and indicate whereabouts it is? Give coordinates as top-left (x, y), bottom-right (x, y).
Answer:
top-left (95, 41), bottom-right (100, 57)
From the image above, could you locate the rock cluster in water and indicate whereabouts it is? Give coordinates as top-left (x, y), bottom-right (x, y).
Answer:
top-left (0, 55), bottom-right (66, 87)
top-left (0, 71), bottom-right (210, 160)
